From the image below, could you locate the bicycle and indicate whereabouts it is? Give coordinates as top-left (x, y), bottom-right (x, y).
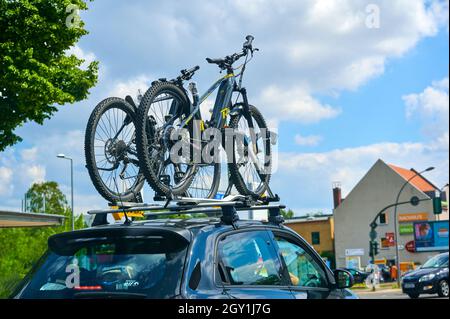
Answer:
top-left (135, 35), bottom-right (274, 199)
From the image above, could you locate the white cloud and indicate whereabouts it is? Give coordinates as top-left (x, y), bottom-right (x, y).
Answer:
top-left (294, 134), bottom-right (322, 147)
top-left (403, 76), bottom-right (449, 138)
top-left (20, 147), bottom-right (38, 162)
top-left (23, 165), bottom-right (46, 185)
top-left (0, 167), bottom-right (13, 196)
top-left (108, 75), bottom-right (152, 101)
top-left (259, 85), bottom-right (341, 125)
top-left (404, 77), bottom-right (449, 117)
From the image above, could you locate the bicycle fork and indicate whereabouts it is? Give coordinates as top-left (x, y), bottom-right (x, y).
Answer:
top-left (238, 87), bottom-right (259, 155)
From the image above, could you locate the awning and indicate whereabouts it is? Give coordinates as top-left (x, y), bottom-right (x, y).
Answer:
top-left (0, 210), bottom-right (66, 228)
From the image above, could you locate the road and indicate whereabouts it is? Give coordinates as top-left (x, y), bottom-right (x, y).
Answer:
top-left (355, 288), bottom-right (448, 299)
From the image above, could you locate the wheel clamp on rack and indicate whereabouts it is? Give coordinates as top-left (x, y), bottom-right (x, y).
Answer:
top-left (88, 194), bottom-right (285, 228)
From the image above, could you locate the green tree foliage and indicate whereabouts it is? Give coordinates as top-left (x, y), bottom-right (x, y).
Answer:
top-left (0, 181), bottom-right (86, 298)
top-left (0, 0), bottom-right (98, 151)
top-left (280, 208), bottom-right (295, 219)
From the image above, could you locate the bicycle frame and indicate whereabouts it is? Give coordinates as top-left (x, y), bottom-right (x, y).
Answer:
top-left (180, 72), bottom-right (236, 130)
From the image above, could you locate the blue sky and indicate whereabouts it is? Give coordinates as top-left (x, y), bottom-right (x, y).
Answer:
top-left (0, 0), bottom-right (449, 216)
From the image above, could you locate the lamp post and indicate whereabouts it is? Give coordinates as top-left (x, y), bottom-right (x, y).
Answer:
top-left (393, 166), bottom-right (434, 286)
top-left (57, 154), bottom-right (74, 231)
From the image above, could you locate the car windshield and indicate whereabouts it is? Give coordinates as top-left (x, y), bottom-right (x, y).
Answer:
top-left (13, 231), bottom-right (188, 299)
top-left (422, 254), bottom-right (448, 269)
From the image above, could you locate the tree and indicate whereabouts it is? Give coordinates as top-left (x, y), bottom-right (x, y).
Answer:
top-left (0, 181), bottom-right (86, 297)
top-left (280, 208), bottom-right (295, 219)
top-left (0, 0), bottom-right (98, 151)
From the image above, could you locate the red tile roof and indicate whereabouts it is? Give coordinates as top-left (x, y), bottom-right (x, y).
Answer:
top-left (389, 164), bottom-right (437, 193)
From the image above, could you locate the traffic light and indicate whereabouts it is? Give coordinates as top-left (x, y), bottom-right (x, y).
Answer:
top-left (369, 240), bottom-right (379, 258)
top-left (433, 197), bottom-right (442, 215)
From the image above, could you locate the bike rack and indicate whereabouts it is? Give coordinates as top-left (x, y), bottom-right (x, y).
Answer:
top-left (90, 195), bottom-right (285, 228)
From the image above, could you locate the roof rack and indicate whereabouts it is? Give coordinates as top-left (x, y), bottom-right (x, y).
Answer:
top-left (87, 195), bottom-right (285, 227)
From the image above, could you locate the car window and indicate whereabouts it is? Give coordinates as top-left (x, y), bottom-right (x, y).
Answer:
top-left (15, 234), bottom-right (188, 299)
top-left (347, 269), bottom-right (356, 275)
top-left (217, 230), bottom-right (283, 286)
top-left (422, 254), bottom-right (449, 268)
top-left (273, 235), bottom-right (328, 288)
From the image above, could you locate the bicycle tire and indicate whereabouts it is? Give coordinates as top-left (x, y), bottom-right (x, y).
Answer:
top-left (228, 104), bottom-right (272, 197)
top-left (85, 97), bottom-right (145, 203)
top-left (136, 81), bottom-right (198, 196)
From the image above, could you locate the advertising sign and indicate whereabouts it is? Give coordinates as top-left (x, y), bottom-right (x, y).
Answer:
top-left (345, 248), bottom-right (364, 256)
top-left (345, 256), bottom-right (361, 269)
top-left (414, 221), bottom-right (449, 252)
top-left (381, 237), bottom-right (390, 249)
top-left (399, 223), bottom-right (414, 235)
top-left (385, 232), bottom-right (395, 246)
top-left (399, 212), bottom-right (429, 223)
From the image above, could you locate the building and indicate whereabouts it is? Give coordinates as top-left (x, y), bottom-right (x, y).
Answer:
top-left (284, 215), bottom-right (335, 268)
top-left (333, 159), bottom-right (448, 271)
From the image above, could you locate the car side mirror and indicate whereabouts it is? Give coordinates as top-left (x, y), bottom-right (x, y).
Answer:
top-left (334, 269), bottom-right (354, 289)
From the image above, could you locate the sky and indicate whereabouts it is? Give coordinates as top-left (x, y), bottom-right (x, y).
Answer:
top-left (0, 0), bottom-right (449, 216)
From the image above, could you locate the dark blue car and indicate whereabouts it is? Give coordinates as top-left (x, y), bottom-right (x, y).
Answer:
top-left (401, 252), bottom-right (449, 299)
top-left (11, 202), bottom-right (356, 299)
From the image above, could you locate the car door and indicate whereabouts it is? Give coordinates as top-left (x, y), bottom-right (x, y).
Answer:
top-left (215, 229), bottom-right (294, 299)
top-left (269, 230), bottom-right (344, 299)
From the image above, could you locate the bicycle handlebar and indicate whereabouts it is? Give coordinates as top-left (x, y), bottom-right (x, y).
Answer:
top-left (177, 65), bottom-right (200, 82)
top-left (206, 35), bottom-right (256, 70)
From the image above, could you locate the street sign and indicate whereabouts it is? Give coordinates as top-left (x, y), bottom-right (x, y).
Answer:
top-left (405, 241), bottom-right (416, 253)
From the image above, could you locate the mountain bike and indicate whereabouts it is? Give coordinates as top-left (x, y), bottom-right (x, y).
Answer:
top-left (85, 96), bottom-right (145, 203)
top-left (136, 35), bottom-right (273, 199)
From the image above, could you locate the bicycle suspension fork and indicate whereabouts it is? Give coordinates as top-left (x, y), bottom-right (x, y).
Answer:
top-left (237, 87), bottom-right (259, 154)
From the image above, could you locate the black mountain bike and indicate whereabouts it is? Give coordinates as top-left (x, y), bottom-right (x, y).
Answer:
top-left (136, 35), bottom-right (273, 199)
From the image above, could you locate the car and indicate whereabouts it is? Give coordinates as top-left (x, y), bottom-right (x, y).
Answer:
top-left (10, 201), bottom-right (357, 299)
top-left (342, 268), bottom-right (371, 284)
top-left (401, 252), bottom-right (449, 299)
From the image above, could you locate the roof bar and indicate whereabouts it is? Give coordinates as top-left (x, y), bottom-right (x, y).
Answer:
top-left (88, 201), bottom-right (244, 216)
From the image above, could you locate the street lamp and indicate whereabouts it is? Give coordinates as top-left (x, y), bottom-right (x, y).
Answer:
top-left (57, 154), bottom-right (74, 231)
top-left (393, 166), bottom-right (434, 286)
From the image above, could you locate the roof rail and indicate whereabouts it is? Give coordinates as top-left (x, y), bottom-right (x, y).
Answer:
top-left (87, 195), bottom-right (285, 227)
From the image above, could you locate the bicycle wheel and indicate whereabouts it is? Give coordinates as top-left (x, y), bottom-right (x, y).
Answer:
top-left (136, 81), bottom-right (198, 196)
top-left (185, 163), bottom-right (221, 199)
top-left (228, 104), bottom-right (272, 197)
top-left (85, 97), bottom-right (145, 203)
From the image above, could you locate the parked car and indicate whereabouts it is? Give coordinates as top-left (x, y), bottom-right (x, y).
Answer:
top-left (342, 268), bottom-right (371, 284)
top-left (401, 252), bottom-right (449, 298)
top-left (11, 207), bottom-right (357, 299)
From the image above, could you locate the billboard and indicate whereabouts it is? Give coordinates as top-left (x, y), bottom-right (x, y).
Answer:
top-left (399, 223), bottom-right (414, 235)
top-left (414, 221), bottom-right (449, 252)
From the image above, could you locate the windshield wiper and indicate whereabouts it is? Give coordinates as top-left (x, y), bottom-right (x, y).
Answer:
top-left (74, 291), bottom-right (147, 299)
